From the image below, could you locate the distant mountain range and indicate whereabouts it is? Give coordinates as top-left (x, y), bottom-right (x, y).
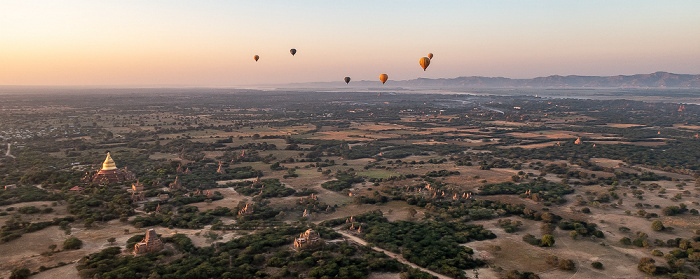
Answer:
top-left (287, 72), bottom-right (700, 89)
top-left (403, 72), bottom-right (700, 89)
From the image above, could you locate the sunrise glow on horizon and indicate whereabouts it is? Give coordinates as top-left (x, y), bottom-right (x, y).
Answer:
top-left (1, 0), bottom-right (699, 87)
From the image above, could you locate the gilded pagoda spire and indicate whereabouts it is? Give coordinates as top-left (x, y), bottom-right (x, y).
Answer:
top-left (102, 152), bottom-right (117, 170)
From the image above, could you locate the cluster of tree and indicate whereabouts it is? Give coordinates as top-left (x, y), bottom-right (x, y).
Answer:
top-left (142, 191), bottom-right (223, 213)
top-left (522, 234), bottom-right (555, 247)
top-left (479, 181), bottom-right (573, 204)
top-left (635, 236), bottom-right (700, 278)
top-left (351, 211), bottom-right (494, 277)
top-left (423, 170), bottom-right (460, 177)
top-left (231, 179), bottom-right (296, 199)
top-left (502, 269), bottom-right (540, 279)
top-left (558, 220), bottom-right (605, 239)
top-left (77, 226), bottom-right (424, 279)
top-left (497, 218), bottom-right (523, 233)
top-left (292, 195), bottom-right (336, 215)
top-left (208, 201), bottom-right (285, 230)
top-left (663, 204), bottom-right (689, 216)
top-left (544, 255), bottom-right (575, 271)
top-left (381, 144), bottom-right (465, 159)
top-left (0, 185), bottom-right (62, 206)
top-left (1, 215), bottom-right (74, 243)
top-left (490, 139), bottom-right (700, 173)
top-left (66, 185), bottom-right (135, 225)
top-left (132, 205), bottom-right (218, 229)
top-left (321, 172), bottom-right (364, 191)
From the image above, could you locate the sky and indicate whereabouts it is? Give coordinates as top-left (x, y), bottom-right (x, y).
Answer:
top-left (1, 0), bottom-right (700, 87)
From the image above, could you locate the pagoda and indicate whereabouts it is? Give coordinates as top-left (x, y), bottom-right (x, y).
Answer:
top-left (90, 153), bottom-right (136, 184)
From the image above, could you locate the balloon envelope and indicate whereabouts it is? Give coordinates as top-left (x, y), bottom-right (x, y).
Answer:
top-left (428, 53), bottom-right (433, 59)
top-left (344, 77), bottom-right (351, 84)
top-left (254, 55), bottom-right (259, 61)
top-left (379, 74), bottom-right (388, 84)
top-left (419, 57), bottom-right (430, 71)
top-left (290, 49), bottom-right (296, 56)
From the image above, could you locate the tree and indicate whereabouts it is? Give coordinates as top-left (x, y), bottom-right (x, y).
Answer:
top-left (558, 259), bottom-right (575, 270)
top-left (651, 220), bottom-right (665, 231)
top-left (569, 230), bottom-right (579, 240)
top-left (638, 257), bottom-right (657, 275)
top-left (48, 244), bottom-right (57, 252)
top-left (408, 208), bottom-right (417, 219)
top-left (540, 223), bottom-right (555, 235)
top-left (63, 237), bottom-right (83, 250)
top-left (9, 267), bottom-right (30, 279)
top-left (591, 261), bottom-right (603, 269)
top-left (108, 237), bottom-right (116, 245)
top-left (619, 237), bottom-right (632, 245)
top-left (541, 234), bottom-right (555, 247)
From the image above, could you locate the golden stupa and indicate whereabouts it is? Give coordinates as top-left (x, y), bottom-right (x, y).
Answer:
top-left (89, 152), bottom-right (136, 184)
top-left (102, 152), bottom-right (118, 170)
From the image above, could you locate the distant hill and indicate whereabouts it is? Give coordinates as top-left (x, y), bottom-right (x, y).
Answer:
top-left (287, 72), bottom-right (700, 89)
top-left (403, 72), bottom-right (700, 88)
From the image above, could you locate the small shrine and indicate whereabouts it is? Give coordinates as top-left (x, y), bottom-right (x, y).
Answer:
top-left (169, 176), bottom-right (182, 189)
top-left (131, 180), bottom-right (144, 192)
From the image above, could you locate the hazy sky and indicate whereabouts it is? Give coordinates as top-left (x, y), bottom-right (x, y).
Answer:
top-left (2, 0), bottom-right (699, 86)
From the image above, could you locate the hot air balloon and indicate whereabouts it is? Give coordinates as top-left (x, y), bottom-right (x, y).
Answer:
top-left (344, 77), bottom-right (351, 84)
top-left (290, 49), bottom-right (296, 56)
top-left (254, 55), bottom-right (259, 62)
top-left (379, 74), bottom-right (388, 84)
top-left (419, 57), bottom-right (430, 71)
top-left (428, 53), bottom-right (433, 59)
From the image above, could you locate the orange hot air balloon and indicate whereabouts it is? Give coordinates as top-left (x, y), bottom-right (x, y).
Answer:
top-left (379, 74), bottom-right (388, 84)
top-left (419, 57), bottom-right (430, 71)
top-left (290, 49), bottom-right (296, 56)
top-left (428, 53), bottom-right (433, 59)
top-left (254, 55), bottom-right (259, 62)
top-left (344, 77), bottom-right (351, 84)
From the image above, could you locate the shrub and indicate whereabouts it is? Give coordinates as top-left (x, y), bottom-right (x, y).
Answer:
top-left (558, 259), bottom-right (575, 270)
top-left (591, 261), bottom-right (603, 270)
top-left (651, 220), bottom-right (665, 231)
top-left (9, 267), bottom-right (31, 279)
top-left (541, 234), bottom-right (555, 247)
top-left (63, 237), bottom-right (83, 250)
top-left (619, 237), bottom-right (631, 245)
top-left (522, 234), bottom-right (540, 246)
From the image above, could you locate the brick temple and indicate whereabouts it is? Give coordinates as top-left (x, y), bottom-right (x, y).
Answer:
top-left (134, 229), bottom-right (164, 254)
top-left (293, 229), bottom-right (323, 250)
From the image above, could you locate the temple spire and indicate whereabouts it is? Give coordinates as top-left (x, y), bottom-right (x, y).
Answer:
top-left (102, 152), bottom-right (117, 170)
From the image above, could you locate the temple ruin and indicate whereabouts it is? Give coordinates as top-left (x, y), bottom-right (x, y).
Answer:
top-left (293, 229), bottom-right (323, 250)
